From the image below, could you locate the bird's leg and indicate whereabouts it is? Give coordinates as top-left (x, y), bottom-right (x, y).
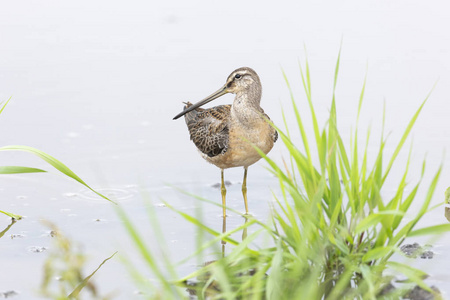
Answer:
top-left (242, 167), bottom-right (249, 215)
top-left (242, 216), bottom-right (248, 240)
top-left (221, 217), bottom-right (227, 257)
top-left (221, 169), bottom-right (227, 218)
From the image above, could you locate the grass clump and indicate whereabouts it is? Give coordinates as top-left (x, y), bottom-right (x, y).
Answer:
top-left (121, 50), bottom-right (448, 299)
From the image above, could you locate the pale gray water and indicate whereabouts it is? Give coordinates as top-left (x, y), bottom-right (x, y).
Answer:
top-left (1, 0), bottom-right (450, 298)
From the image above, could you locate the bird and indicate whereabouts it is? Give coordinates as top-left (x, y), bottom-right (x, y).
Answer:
top-left (173, 67), bottom-right (277, 218)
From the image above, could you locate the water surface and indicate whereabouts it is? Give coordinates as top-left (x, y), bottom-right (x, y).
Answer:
top-left (1, 0), bottom-right (450, 298)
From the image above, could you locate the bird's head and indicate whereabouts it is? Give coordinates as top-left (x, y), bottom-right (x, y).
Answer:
top-left (224, 67), bottom-right (261, 95)
top-left (173, 67), bottom-right (261, 120)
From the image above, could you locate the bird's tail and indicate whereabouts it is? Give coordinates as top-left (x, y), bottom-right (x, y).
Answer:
top-left (182, 101), bottom-right (204, 125)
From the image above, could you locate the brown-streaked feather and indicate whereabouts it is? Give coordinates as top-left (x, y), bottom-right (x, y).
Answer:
top-left (183, 102), bottom-right (231, 158)
top-left (261, 112), bottom-right (278, 144)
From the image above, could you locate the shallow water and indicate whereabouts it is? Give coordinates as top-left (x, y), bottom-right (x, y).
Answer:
top-left (1, 0), bottom-right (450, 298)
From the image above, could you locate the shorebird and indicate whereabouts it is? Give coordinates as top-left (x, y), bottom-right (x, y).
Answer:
top-left (173, 67), bottom-right (277, 218)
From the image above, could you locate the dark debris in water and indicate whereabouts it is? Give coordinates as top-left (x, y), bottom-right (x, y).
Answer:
top-left (378, 282), bottom-right (441, 300)
top-left (10, 233), bottom-right (25, 239)
top-left (28, 246), bottom-right (47, 253)
top-left (378, 282), bottom-right (396, 296)
top-left (0, 290), bottom-right (18, 298)
top-left (185, 260), bottom-right (264, 298)
top-left (404, 285), bottom-right (441, 300)
top-left (400, 243), bottom-right (434, 259)
top-left (42, 230), bottom-right (58, 238)
top-left (420, 250), bottom-right (434, 259)
top-left (211, 181), bottom-right (233, 189)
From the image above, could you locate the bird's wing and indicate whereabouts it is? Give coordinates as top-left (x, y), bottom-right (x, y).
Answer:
top-left (183, 103), bottom-right (231, 157)
top-left (262, 111), bottom-right (278, 143)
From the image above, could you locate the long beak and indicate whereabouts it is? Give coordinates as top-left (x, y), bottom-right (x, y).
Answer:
top-left (173, 85), bottom-right (228, 120)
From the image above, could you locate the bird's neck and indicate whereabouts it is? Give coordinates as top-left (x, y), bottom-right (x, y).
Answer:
top-left (231, 86), bottom-right (264, 124)
top-left (234, 84), bottom-right (262, 108)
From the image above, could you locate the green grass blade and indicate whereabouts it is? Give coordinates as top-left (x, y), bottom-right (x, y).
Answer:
top-left (0, 210), bottom-right (22, 220)
top-left (445, 187), bottom-right (450, 204)
top-left (0, 219), bottom-right (17, 238)
top-left (362, 246), bottom-right (394, 263)
top-left (0, 166), bottom-right (47, 174)
top-left (408, 224), bottom-right (450, 237)
top-left (332, 42), bottom-right (342, 95)
top-left (68, 252), bottom-right (117, 298)
top-left (176, 218), bottom-right (258, 266)
top-left (281, 70), bottom-right (318, 191)
top-left (116, 206), bottom-right (182, 297)
top-left (359, 264), bottom-right (376, 298)
top-left (387, 261), bottom-right (430, 291)
top-left (0, 97), bottom-right (11, 115)
top-left (355, 211), bottom-right (404, 234)
top-left (356, 64), bottom-right (368, 124)
top-left (299, 53), bottom-right (320, 146)
top-left (0, 145), bottom-right (115, 204)
top-left (266, 242), bottom-right (283, 299)
top-left (382, 86), bottom-right (435, 184)
top-left (164, 202), bottom-right (239, 246)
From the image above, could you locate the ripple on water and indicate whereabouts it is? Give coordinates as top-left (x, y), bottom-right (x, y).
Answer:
top-left (73, 187), bottom-right (137, 202)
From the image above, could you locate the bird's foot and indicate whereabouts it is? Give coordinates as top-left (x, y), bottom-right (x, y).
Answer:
top-left (242, 212), bottom-right (253, 218)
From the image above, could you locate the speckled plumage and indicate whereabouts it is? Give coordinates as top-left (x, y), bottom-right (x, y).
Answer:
top-left (183, 102), bottom-right (277, 169)
top-left (184, 103), bottom-right (231, 158)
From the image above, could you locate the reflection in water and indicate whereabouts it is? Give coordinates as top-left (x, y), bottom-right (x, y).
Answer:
top-left (75, 187), bottom-right (136, 202)
top-left (242, 217), bottom-right (248, 241)
top-left (0, 218), bottom-right (16, 239)
top-left (445, 207), bottom-right (450, 222)
top-left (187, 216), bottom-right (252, 297)
top-left (220, 216), bottom-right (249, 257)
top-left (221, 217), bottom-right (226, 257)
top-left (445, 188), bottom-right (450, 222)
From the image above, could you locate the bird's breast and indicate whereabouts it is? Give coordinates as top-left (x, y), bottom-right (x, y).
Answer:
top-left (204, 116), bottom-right (275, 169)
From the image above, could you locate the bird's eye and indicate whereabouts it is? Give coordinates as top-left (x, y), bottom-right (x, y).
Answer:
top-left (234, 74), bottom-right (242, 79)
